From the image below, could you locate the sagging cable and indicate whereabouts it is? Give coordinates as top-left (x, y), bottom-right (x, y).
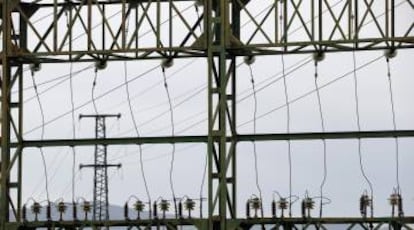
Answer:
top-left (313, 56), bottom-right (329, 218)
top-left (279, 0), bottom-right (293, 217)
top-left (385, 56), bottom-right (401, 193)
top-left (246, 57), bottom-right (264, 219)
top-left (69, 62), bottom-right (77, 203)
top-left (124, 61), bottom-right (152, 219)
top-left (30, 71), bottom-right (51, 203)
top-left (161, 66), bottom-right (178, 218)
top-left (352, 40), bottom-right (374, 218)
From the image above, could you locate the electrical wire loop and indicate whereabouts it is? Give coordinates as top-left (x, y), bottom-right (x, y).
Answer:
top-left (314, 59), bottom-right (329, 219)
top-left (161, 67), bottom-right (178, 219)
top-left (247, 63), bottom-right (264, 220)
top-left (30, 70), bottom-right (51, 203)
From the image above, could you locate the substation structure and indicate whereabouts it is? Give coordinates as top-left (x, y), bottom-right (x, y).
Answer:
top-left (1, 0), bottom-right (414, 229)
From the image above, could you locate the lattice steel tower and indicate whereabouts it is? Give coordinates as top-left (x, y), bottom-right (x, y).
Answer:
top-left (79, 114), bottom-right (121, 223)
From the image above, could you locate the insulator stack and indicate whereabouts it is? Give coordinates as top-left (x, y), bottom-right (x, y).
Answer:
top-left (124, 202), bottom-right (129, 220)
top-left (398, 196), bottom-right (404, 217)
top-left (30, 62), bottom-right (41, 74)
top-left (301, 197), bottom-right (314, 218)
top-left (153, 202), bottom-right (158, 219)
top-left (57, 202), bottom-right (66, 221)
top-left (159, 200), bottom-right (170, 219)
top-left (360, 193), bottom-right (371, 218)
top-left (278, 198), bottom-right (289, 218)
top-left (46, 203), bottom-right (51, 221)
top-left (244, 55), bottom-right (256, 65)
top-left (184, 199), bottom-right (195, 218)
top-left (134, 200), bottom-right (145, 219)
top-left (31, 202), bottom-right (41, 221)
top-left (248, 197), bottom-right (262, 218)
top-left (389, 191), bottom-right (404, 217)
top-left (95, 59), bottom-right (107, 70)
top-left (82, 201), bottom-right (91, 220)
top-left (271, 200), bottom-right (277, 218)
top-left (22, 205), bottom-right (27, 222)
top-left (72, 202), bottom-right (77, 220)
top-left (178, 201), bottom-right (183, 218)
top-left (161, 58), bottom-right (174, 69)
top-left (246, 200), bottom-right (250, 218)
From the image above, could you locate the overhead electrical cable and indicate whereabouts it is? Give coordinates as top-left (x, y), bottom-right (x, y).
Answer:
top-left (238, 57), bottom-right (313, 103)
top-left (69, 62), bottom-right (77, 203)
top-left (199, 151), bottom-right (208, 218)
top-left (105, 59), bottom-right (199, 113)
top-left (247, 63), bottom-right (264, 218)
top-left (123, 60), bottom-right (152, 217)
top-left (352, 30), bottom-right (374, 217)
top-left (23, 0), bottom-right (370, 136)
top-left (11, 65), bottom-right (81, 95)
top-left (29, 143), bottom-right (70, 199)
top-left (117, 85), bottom-right (205, 136)
top-left (30, 71), bottom-right (51, 202)
top-left (24, 64), bottom-right (160, 136)
top-left (314, 60), bottom-right (328, 218)
top-left (238, 55), bottom-right (383, 128)
top-left (162, 67), bottom-right (178, 218)
top-left (386, 57), bottom-right (401, 192)
top-left (279, 0), bottom-right (293, 217)
top-left (23, 65), bottom-right (94, 103)
top-left (109, 50), bottom-right (385, 170)
top-left (281, 54), bottom-right (294, 218)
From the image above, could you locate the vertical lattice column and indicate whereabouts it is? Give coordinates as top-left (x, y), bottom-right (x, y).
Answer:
top-left (206, 1), bottom-right (238, 229)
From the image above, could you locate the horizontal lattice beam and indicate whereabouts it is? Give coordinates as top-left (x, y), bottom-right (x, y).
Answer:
top-left (2, 0), bottom-right (413, 62)
top-left (14, 130), bottom-right (414, 148)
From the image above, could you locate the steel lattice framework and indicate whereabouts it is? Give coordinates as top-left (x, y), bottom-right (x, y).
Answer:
top-left (1, 0), bottom-right (414, 229)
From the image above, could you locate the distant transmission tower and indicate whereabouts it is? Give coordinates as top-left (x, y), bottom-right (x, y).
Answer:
top-left (79, 114), bottom-right (121, 222)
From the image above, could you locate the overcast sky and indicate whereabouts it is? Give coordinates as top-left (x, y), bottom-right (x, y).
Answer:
top-left (9, 0), bottom-right (414, 220)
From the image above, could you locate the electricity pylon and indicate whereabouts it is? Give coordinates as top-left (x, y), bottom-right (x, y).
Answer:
top-left (79, 114), bottom-right (121, 223)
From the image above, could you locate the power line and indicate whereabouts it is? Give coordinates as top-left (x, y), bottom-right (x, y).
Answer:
top-left (123, 60), bottom-right (152, 216)
top-left (281, 54), bottom-right (293, 218)
top-left (352, 44), bottom-right (374, 218)
top-left (69, 62), bottom-right (77, 203)
top-left (247, 63), bottom-right (264, 218)
top-left (22, 0), bottom-right (364, 136)
top-left (23, 64), bottom-right (94, 103)
top-left (117, 84), bottom-right (205, 137)
top-left (238, 55), bottom-right (384, 128)
top-left (314, 60), bottom-right (328, 218)
top-left (199, 150), bottom-right (207, 218)
top-left (24, 64), bottom-right (160, 136)
top-left (237, 57), bottom-right (313, 103)
top-left (386, 57), bottom-right (401, 192)
top-left (162, 67), bottom-right (178, 218)
top-left (30, 71), bottom-right (51, 202)
top-left (27, 0), bottom-right (397, 138)
top-left (104, 59), bottom-right (200, 113)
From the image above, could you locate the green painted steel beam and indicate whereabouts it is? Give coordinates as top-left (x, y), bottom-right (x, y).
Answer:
top-left (14, 130), bottom-right (414, 148)
top-left (236, 130), bottom-right (414, 142)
